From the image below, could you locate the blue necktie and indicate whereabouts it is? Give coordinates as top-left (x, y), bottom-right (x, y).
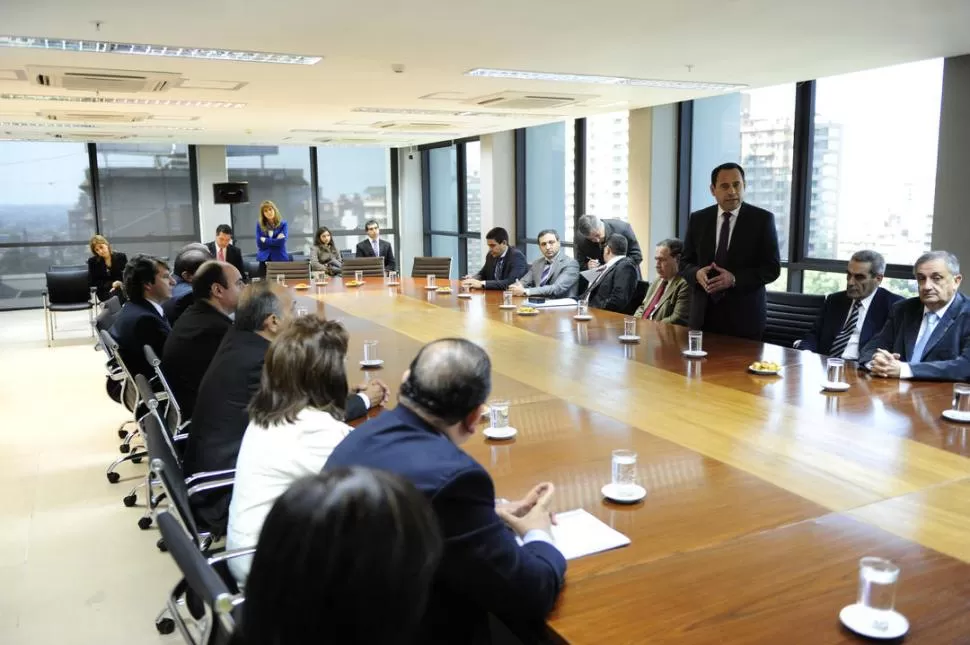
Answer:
top-left (495, 257), bottom-right (505, 281)
top-left (911, 312), bottom-right (939, 363)
top-left (539, 262), bottom-right (552, 286)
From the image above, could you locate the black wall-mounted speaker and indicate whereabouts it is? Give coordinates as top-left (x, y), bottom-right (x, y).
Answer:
top-left (213, 181), bottom-right (250, 205)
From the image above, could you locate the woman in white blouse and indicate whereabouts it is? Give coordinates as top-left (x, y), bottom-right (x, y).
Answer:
top-left (226, 314), bottom-right (353, 585)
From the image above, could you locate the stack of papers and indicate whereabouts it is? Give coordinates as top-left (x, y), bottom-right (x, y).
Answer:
top-left (518, 508), bottom-right (631, 560)
top-left (532, 298), bottom-right (578, 309)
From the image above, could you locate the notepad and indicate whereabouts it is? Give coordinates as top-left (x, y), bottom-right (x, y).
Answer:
top-left (532, 298), bottom-right (578, 309)
top-left (517, 508), bottom-right (631, 560)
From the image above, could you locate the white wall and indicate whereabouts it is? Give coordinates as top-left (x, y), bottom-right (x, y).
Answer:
top-left (397, 148), bottom-right (424, 276)
top-left (195, 145), bottom-right (230, 243)
top-left (480, 131), bottom-right (516, 241)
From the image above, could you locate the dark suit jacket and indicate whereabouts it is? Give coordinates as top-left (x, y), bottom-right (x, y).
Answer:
top-left (205, 241), bottom-right (247, 280)
top-left (160, 300), bottom-right (234, 420)
top-left (87, 251), bottom-right (127, 302)
top-left (325, 405), bottom-right (567, 644)
top-left (575, 219), bottom-right (643, 270)
top-left (800, 287), bottom-right (903, 356)
top-left (473, 247), bottom-right (529, 290)
top-left (109, 299), bottom-right (171, 379)
top-left (586, 257), bottom-right (639, 313)
top-left (355, 238), bottom-right (396, 272)
top-left (859, 293), bottom-right (970, 381)
top-left (680, 202), bottom-right (781, 340)
top-left (162, 280), bottom-right (194, 326)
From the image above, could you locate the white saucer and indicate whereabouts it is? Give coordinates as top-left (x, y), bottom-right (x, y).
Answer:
top-left (618, 335), bottom-right (640, 343)
top-left (682, 350), bottom-right (708, 358)
top-left (483, 426), bottom-right (517, 440)
top-left (458, 293), bottom-right (473, 299)
top-left (424, 285), bottom-right (439, 290)
top-left (386, 281), bottom-right (400, 286)
top-left (821, 381), bottom-right (850, 392)
top-left (359, 359), bottom-right (384, 368)
top-left (839, 604), bottom-right (909, 640)
top-left (573, 314), bottom-right (593, 321)
top-left (499, 304), bottom-right (516, 310)
top-left (942, 409), bottom-right (970, 423)
top-left (601, 483), bottom-right (647, 504)
top-left (748, 367), bottom-right (782, 376)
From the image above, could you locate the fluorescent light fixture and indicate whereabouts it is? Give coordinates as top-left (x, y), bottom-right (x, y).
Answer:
top-left (0, 93), bottom-right (245, 108)
top-left (466, 68), bottom-right (746, 91)
top-left (0, 35), bottom-right (321, 65)
top-left (352, 107), bottom-right (557, 119)
top-left (0, 120), bottom-right (202, 131)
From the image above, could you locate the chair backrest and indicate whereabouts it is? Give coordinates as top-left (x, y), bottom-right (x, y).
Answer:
top-left (95, 301), bottom-right (121, 335)
top-left (340, 249), bottom-right (355, 260)
top-left (764, 291), bottom-right (826, 347)
top-left (144, 344), bottom-right (184, 438)
top-left (411, 256), bottom-right (452, 279)
top-left (622, 280), bottom-right (650, 316)
top-left (49, 264), bottom-right (87, 272)
top-left (157, 511), bottom-right (238, 645)
top-left (45, 269), bottom-right (92, 305)
top-left (243, 256), bottom-right (261, 280)
top-left (264, 261), bottom-right (310, 283)
top-left (101, 329), bottom-right (139, 413)
top-left (342, 256), bottom-right (385, 277)
top-left (101, 294), bottom-right (123, 316)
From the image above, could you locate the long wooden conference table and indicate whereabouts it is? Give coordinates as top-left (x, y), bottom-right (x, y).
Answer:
top-left (294, 277), bottom-right (970, 644)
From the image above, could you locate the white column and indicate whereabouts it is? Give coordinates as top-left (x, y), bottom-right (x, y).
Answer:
top-left (480, 131), bottom-right (516, 241)
top-left (397, 148), bottom-right (424, 276)
top-left (195, 145), bottom-right (230, 243)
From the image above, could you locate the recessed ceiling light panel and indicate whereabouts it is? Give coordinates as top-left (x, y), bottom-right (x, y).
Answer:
top-left (0, 93), bottom-right (245, 108)
top-left (352, 107), bottom-right (557, 119)
top-left (0, 35), bottom-right (321, 65)
top-left (465, 68), bottom-right (746, 91)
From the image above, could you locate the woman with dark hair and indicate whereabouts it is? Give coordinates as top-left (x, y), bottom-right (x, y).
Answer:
top-left (225, 315), bottom-right (352, 585)
top-left (310, 226), bottom-right (342, 276)
top-left (86, 234), bottom-right (128, 302)
top-left (254, 200), bottom-right (288, 277)
top-left (237, 468), bottom-right (443, 645)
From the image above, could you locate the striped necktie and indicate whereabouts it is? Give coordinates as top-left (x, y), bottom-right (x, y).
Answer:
top-left (539, 262), bottom-right (553, 286)
top-left (829, 300), bottom-right (862, 358)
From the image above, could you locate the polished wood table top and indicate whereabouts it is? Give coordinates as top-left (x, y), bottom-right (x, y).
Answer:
top-left (295, 277), bottom-right (970, 643)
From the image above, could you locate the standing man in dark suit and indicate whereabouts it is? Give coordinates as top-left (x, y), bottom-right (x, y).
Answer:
top-left (161, 261), bottom-right (244, 420)
top-left (509, 228), bottom-right (580, 299)
top-left (462, 227), bottom-right (529, 291)
top-left (583, 234), bottom-right (639, 313)
top-left (355, 219), bottom-right (396, 272)
top-left (797, 250), bottom-right (903, 358)
top-left (680, 162), bottom-right (781, 340)
top-left (326, 339), bottom-right (566, 644)
top-left (575, 214), bottom-right (643, 271)
top-left (206, 224), bottom-right (247, 281)
top-left (109, 254), bottom-right (175, 379)
top-left (860, 250), bottom-right (970, 381)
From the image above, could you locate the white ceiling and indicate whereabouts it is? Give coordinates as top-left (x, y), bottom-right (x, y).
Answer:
top-left (1, 0), bottom-right (969, 146)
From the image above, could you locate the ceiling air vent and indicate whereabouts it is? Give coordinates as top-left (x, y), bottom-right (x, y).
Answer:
top-left (371, 121), bottom-right (455, 132)
top-left (40, 110), bottom-right (151, 123)
top-left (27, 65), bottom-right (182, 93)
top-left (464, 91), bottom-right (595, 110)
top-left (51, 132), bottom-right (131, 142)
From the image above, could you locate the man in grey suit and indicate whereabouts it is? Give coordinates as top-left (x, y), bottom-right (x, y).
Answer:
top-left (510, 229), bottom-right (580, 299)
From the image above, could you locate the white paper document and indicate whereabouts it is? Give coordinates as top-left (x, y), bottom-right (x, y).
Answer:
top-left (532, 298), bottom-right (577, 309)
top-left (517, 508), bottom-right (630, 560)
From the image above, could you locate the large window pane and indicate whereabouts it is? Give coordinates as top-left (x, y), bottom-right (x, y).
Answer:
top-left (316, 147), bottom-right (390, 235)
top-left (96, 144), bottom-right (195, 253)
top-left (465, 238), bottom-right (484, 278)
top-left (809, 59), bottom-right (943, 264)
top-left (585, 111), bottom-right (629, 222)
top-left (429, 147), bottom-right (458, 233)
top-left (525, 120), bottom-right (575, 243)
top-left (431, 236), bottom-right (460, 279)
top-left (465, 141), bottom-right (481, 236)
top-left (691, 85), bottom-right (795, 258)
top-left (227, 146), bottom-right (313, 255)
top-left (0, 245), bottom-right (90, 309)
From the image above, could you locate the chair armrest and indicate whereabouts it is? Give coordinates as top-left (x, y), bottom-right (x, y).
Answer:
top-left (207, 546), bottom-right (256, 565)
top-left (186, 477), bottom-right (235, 498)
top-left (185, 469), bottom-right (235, 486)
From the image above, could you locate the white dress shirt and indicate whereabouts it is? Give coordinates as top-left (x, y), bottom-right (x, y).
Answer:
top-left (898, 295), bottom-right (957, 379)
top-left (841, 290), bottom-right (878, 361)
top-left (147, 299), bottom-right (164, 318)
top-left (226, 407), bottom-right (352, 585)
top-left (715, 205), bottom-right (742, 251)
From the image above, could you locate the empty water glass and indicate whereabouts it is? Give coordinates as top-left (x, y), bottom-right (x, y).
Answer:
top-left (489, 400), bottom-right (510, 429)
top-left (827, 357), bottom-right (846, 384)
top-left (857, 557), bottom-right (899, 629)
top-left (275, 274), bottom-right (285, 286)
top-left (503, 290), bottom-right (513, 307)
top-left (688, 330), bottom-right (703, 353)
top-left (623, 317), bottom-right (637, 337)
top-left (354, 270), bottom-right (364, 284)
top-left (427, 274), bottom-right (437, 289)
top-left (577, 299), bottom-right (589, 317)
top-left (386, 270), bottom-right (398, 285)
top-left (611, 449), bottom-right (637, 492)
top-left (363, 340), bottom-right (379, 363)
top-left (953, 383), bottom-right (970, 412)
top-left (460, 283), bottom-right (471, 296)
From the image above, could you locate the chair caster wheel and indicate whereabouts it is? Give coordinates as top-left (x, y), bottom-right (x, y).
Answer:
top-left (117, 429), bottom-right (129, 439)
top-left (119, 443), bottom-right (131, 454)
top-left (157, 538), bottom-right (168, 552)
top-left (107, 472), bottom-right (120, 484)
top-left (155, 617), bottom-right (175, 635)
top-left (131, 457), bottom-right (143, 464)
top-left (123, 494), bottom-right (137, 507)
top-left (138, 516), bottom-right (152, 530)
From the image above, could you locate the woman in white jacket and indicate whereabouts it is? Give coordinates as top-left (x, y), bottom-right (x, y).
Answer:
top-left (226, 315), bottom-right (353, 585)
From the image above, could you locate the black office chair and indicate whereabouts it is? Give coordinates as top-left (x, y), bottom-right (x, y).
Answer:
top-left (342, 256), bottom-right (385, 277)
top-left (43, 268), bottom-right (96, 347)
top-left (243, 256), bottom-right (261, 281)
top-left (411, 256), bottom-right (452, 279)
top-left (622, 280), bottom-right (650, 316)
top-left (144, 345), bottom-right (190, 442)
top-left (99, 330), bottom-right (148, 484)
top-left (764, 291), bottom-right (826, 347)
top-left (340, 249), bottom-right (355, 261)
top-left (48, 264), bottom-right (87, 272)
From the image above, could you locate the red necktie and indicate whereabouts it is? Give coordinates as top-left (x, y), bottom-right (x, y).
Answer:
top-left (642, 280), bottom-right (667, 319)
top-left (218, 246), bottom-right (226, 262)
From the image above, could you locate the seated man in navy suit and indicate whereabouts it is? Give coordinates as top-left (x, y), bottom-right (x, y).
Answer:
top-left (462, 226), bottom-right (529, 291)
top-left (354, 219), bottom-right (396, 272)
top-left (797, 250), bottom-right (903, 359)
top-left (109, 254), bottom-right (175, 379)
top-left (325, 339), bottom-right (566, 644)
top-left (859, 250), bottom-right (970, 381)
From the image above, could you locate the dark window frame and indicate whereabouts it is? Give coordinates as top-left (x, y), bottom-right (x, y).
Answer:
top-left (420, 138), bottom-right (481, 276)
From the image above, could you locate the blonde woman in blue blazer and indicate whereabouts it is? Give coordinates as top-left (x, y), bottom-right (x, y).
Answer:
top-left (255, 200), bottom-right (289, 277)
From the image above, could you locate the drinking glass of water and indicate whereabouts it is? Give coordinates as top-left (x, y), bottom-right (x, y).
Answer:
top-left (688, 330), bottom-right (703, 353)
top-left (276, 274), bottom-right (285, 286)
top-left (427, 274), bottom-right (436, 289)
top-left (502, 290), bottom-right (513, 307)
top-left (460, 283), bottom-right (471, 297)
top-left (363, 340), bottom-right (379, 364)
top-left (489, 400), bottom-right (510, 429)
top-left (611, 449), bottom-right (637, 493)
top-left (623, 317), bottom-right (637, 338)
top-left (827, 357), bottom-right (846, 384)
top-left (577, 299), bottom-right (589, 317)
top-left (857, 557), bottom-right (899, 629)
top-left (386, 270), bottom-right (398, 285)
top-left (355, 270), bottom-right (364, 284)
top-left (952, 383), bottom-right (970, 412)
